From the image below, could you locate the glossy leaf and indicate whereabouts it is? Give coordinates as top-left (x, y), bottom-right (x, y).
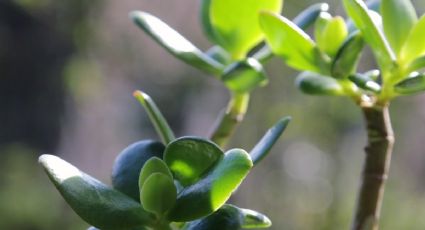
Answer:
top-left (296, 71), bottom-right (344, 95)
top-left (164, 137), bottom-right (223, 186)
top-left (394, 73), bottom-right (425, 94)
top-left (259, 12), bottom-right (321, 72)
top-left (400, 15), bottom-right (425, 64)
top-left (205, 46), bottom-right (232, 65)
top-left (316, 15), bottom-right (348, 57)
top-left (138, 157), bottom-right (172, 193)
top-left (140, 173), bottom-right (177, 216)
top-left (202, 0), bottom-right (283, 59)
top-left (381, 0), bottom-right (417, 55)
top-left (167, 149), bottom-right (253, 221)
top-left (332, 32), bottom-right (365, 79)
top-left (222, 58), bottom-right (268, 93)
top-left (134, 91), bottom-right (175, 144)
top-left (112, 140), bottom-right (165, 202)
top-left (39, 155), bottom-right (154, 229)
top-left (250, 116), bottom-right (291, 165)
top-left (407, 55), bottom-right (425, 73)
top-left (348, 73), bottom-right (381, 93)
top-left (343, 0), bottom-right (395, 69)
top-left (183, 204), bottom-right (271, 230)
top-left (131, 11), bottom-right (223, 74)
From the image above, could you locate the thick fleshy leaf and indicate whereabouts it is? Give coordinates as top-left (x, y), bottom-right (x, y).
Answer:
top-left (348, 73), bottom-right (381, 93)
top-left (222, 58), bottom-right (268, 93)
top-left (140, 173), bottom-right (177, 216)
top-left (296, 71), bottom-right (344, 95)
top-left (394, 73), bottom-right (425, 94)
top-left (316, 15), bottom-right (348, 57)
top-left (250, 116), bottom-right (291, 165)
top-left (112, 140), bottom-right (165, 202)
top-left (381, 0), bottom-right (417, 55)
top-left (205, 46), bottom-right (232, 65)
top-left (259, 12), bottom-right (322, 72)
top-left (407, 55), bottom-right (425, 72)
top-left (39, 155), bottom-right (154, 230)
top-left (343, 0), bottom-right (395, 69)
top-left (88, 226), bottom-right (146, 230)
top-left (400, 15), bottom-right (425, 64)
top-left (331, 32), bottom-right (365, 79)
top-left (202, 0), bottom-right (283, 59)
top-left (131, 11), bottom-right (223, 74)
top-left (134, 91), bottom-right (175, 144)
top-left (138, 157), bottom-right (172, 193)
top-left (164, 137), bottom-right (224, 186)
top-left (183, 204), bottom-right (271, 230)
top-left (167, 149), bottom-right (253, 221)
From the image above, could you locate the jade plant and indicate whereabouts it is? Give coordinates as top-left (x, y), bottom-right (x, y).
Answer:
top-left (259, 0), bottom-right (425, 229)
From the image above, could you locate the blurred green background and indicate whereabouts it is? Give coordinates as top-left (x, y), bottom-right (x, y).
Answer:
top-left (1, 0), bottom-right (425, 229)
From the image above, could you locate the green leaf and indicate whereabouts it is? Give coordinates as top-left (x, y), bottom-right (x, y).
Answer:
top-left (138, 157), bottom-right (172, 193)
top-left (259, 12), bottom-right (322, 73)
top-left (343, 0), bottom-right (395, 69)
top-left (222, 58), bottom-right (268, 93)
top-left (205, 46), bottom-right (232, 65)
top-left (134, 91), bottom-right (175, 144)
top-left (183, 204), bottom-right (271, 230)
top-left (202, 0), bottom-right (283, 59)
top-left (39, 154), bottom-right (154, 230)
top-left (331, 32), bottom-right (365, 79)
top-left (164, 137), bottom-right (224, 186)
top-left (348, 73), bottom-right (381, 93)
top-left (407, 55), bottom-right (425, 73)
top-left (296, 71), bottom-right (344, 95)
top-left (131, 11), bottom-right (223, 75)
top-left (316, 16), bottom-right (348, 57)
top-left (112, 140), bottom-right (165, 202)
top-left (381, 0), bottom-right (417, 55)
top-left (394, 73), bottom-right (425, 94)
top-left (400, 15), bottom-right (425, 64)
top-left (140, 173), bottom-right (177, 216)
top-left (250, 116), bottom-right (291, 165)
top-left (167, 149), bottom-right (253, 221)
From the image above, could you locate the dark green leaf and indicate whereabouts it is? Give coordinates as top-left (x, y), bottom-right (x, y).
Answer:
top-left (348, 73), bottom-right (381, 93)
top-left (250, 116), bottom-right (291, 165)
top-left (407, 55), bottom-right (425, 73)
top-left (164, 137), bottom-right (223, 186)
top-left (296, 71), bottom-right (345, 95)
top-left (205, 46), bottom-right (232, 65)
top-left (222, 58), bottom-right (268, 93)
top-left (400, 15), bottom-right (425, 64)
top-left (138, 157), bottom-right (172, 193)
top-left (167, 149), bottom-right (253, 221)
top-left (134, 91), bottom-right (175, 144)
top-left (394, 73), bottom-right (425, 94)
top-left (131, 11), bottom-right (223, 75)
top-left (39, 155), bottom-right (154, 230)
top-left (331, 32), bottom-right (365, 79)
top-left (140, 173), bottom-right (177, 216)
top-left (112, 140), bottom-right (164, 202)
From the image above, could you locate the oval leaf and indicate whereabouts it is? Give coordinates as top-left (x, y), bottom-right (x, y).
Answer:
top-left (407, 55), bottom-right (425, 73)
top-left (348, 73), bottom-right (381, 93)
top-left (140, 173), bottom-right (177, 216)
top-left (317, 16), bottom-right (348, 57)
top-left (296, 71), bottom-right (345, 95)
top-left (39, 155), bottom-right (154, 229)
top-left (131, 11), bottom-right (223, 74)
top-left (222, 58), bottom-right (268, 93)
top-left (164, 137), bottom-right (224, 186)
top-left (400, 15), bottom-right (425, 64)
top-left (203, 0), bottom-right (283, 59)
top-left (331, 32), bottom-right (365, 79)
top-left (394, 73), bottom-right (425, 94)
top-left (167, 149), bottom-right (253, 221)
top-left (112, 140), bottom-right (165, 202)
top-left (138, 157), bottom-right (172, 193)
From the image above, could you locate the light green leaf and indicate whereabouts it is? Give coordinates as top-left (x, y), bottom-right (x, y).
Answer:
top-left (381, 0), bottom-right (417, 55)
top-left (112, 140), bottom-right (165, 202)
top-left (202, 0), bottom-right (283, 59)
top-left (407, 55), bottom-right (425, 73)
top-left (167, 149), bottom-right (253, 222)
top-left (316, 16), bottom-right (348, 57)
top-left (394, 73), bottom-right (425, 94)
top-left (250, 116), bottom-right (291, 165)
top-left (348, 73), bottom-right (381, 93)
top-left (131, 11), bottom-right (223, 75)
top-left (140, 173), bottom-right (177, 216)
top-left (39, 155), bottom-right (154, 230)
top-left (222, 58), bottom-right (268, 93)
top-left (343, 0), bottom-right (395, 69)
top-left (296, 71), bottom-right (344, 95)
top-left (331, 32), bottom-right (365, 79)
top-left (164, 137), bottom-right (224, 186)
top-left (259, 12), bottom-right (321, 72)
top-left (138, 157), bottom-right (172, 194)
top-left (400, 15), bottom-right (425, 64)
top-left (134, 91), bottom-right (175, 144)
top-left (183, 204), bottom-right (271, 230)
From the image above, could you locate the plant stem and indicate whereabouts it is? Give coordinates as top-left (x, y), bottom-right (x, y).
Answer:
top-left (351, 104), bottom-right (394, 230)
top-left (209, 92), bottom-right (250, 148)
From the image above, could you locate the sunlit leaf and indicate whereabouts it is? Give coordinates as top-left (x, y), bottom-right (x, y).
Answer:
top-left (296, 71), bottom-right (345, 95)
top-left (164, 137), bottom-right (223, 186)
top-left (140, 173), bottom-right (177, 216)
top-left (222, 58), bottom-right (268, 93)
top-left (138, 157), bottom-right (172, 193)
top-left (167, 149), bottom-right (253, 221)
top-left (39, 155), bottom-right (154, 229)
top-left (112, 140), bottom-right (165, 202)
top-left (407, 55), bottom-right (425, 73)
top-left (400, 15), bottom-right (425, 64)
top-left (316, 15), bottom-right (348, 57)
top-left (131, 11), bottom-right (223, 75)
top-left (332, 32), bottom-right (365, 79)
top-left (394, 73), bottom-right (425, 94)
